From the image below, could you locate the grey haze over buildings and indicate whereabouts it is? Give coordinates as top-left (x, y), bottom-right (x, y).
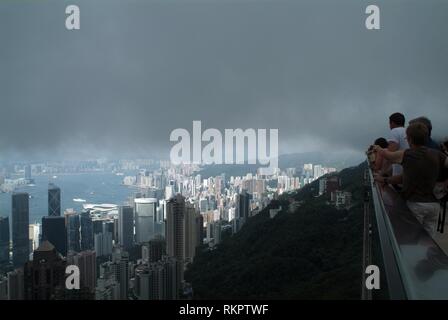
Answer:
top-left (0, 0), bottom-right (447, 162)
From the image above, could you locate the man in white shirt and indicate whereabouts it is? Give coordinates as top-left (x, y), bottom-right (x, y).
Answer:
top-left (388, 112), bottom-right (409, 177)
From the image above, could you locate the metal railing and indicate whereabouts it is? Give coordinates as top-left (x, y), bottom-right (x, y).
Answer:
top-left (368, 165), bottom-right (448, 300)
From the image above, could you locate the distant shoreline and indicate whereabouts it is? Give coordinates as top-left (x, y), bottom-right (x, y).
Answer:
top-left (34, 171), bottom-right (121, 176)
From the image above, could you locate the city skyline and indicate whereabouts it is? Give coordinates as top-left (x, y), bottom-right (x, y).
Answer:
top-left (1, 0), bottom-right (447, 304)
top-left (0, 151), bottom-right (341, 300)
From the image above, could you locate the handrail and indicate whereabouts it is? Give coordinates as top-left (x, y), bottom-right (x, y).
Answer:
top-left (368, 163), bottom-right (448, 300)
top-left (368, 167), bottom-right (407, 299)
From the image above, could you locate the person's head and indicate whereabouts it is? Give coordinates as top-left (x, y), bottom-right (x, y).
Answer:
top-left (409, 116), bottom-right (433, 138)
top-left (441, 138), bottom-right (448, 155)
top-left (389, 112), bottom-right (406, 129)
top-left (406, 123), bottom-right (429, 147)
top-left (374, 137), bottom-right (389, 149)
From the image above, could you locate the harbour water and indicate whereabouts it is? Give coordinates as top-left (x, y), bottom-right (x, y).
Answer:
top-left (0, 172), bottom-right (138, 223)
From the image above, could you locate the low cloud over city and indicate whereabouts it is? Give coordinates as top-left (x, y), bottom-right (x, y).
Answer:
top-left (1, 0), bottom-right (447, 160)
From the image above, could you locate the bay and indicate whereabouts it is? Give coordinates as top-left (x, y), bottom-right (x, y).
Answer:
top-left (0, 172), bottom-right (138, 223)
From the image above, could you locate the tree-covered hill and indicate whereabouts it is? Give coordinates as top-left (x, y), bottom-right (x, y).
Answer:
top-left (185, 162), bottom-right (367, 299)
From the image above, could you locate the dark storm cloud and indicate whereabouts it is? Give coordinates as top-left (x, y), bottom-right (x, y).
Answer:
top-left (0, 0), bottom-right (447, 161)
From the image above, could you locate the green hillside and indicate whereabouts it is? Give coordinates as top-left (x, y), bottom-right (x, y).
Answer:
top-left (185, 162), bottom-right (366, 299)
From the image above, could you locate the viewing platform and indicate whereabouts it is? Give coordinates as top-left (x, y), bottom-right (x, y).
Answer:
top-left (369, 167), bottom-right (448, 299)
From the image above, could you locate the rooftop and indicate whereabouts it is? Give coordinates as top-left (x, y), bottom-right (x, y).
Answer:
top-left (35, 240), bottom-right (55, 252)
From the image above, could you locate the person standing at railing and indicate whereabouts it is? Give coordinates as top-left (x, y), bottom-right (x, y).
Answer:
top-left (434, 138), bottom-right (448, 208)
top-left (371, 137), bottom-right (391, 175)
top-left (409, 116), bottom-right (440, 151)
top-left (387, 113), bottom-right (409, 180)
top-left (409, 118), bottom-right (448, 204)
top-left (373, 123), bottom-right (448, 236)
top-left (441, 139), bottom-right (448, 156)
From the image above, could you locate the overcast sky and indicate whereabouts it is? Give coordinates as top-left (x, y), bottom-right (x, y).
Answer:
top-left (0, 0), bottom-right (447, 161)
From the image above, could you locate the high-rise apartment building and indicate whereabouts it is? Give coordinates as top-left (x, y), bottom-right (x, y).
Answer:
top-left (166, 194), bottom-right (185, 262)
top-left (184, 203), bottom-right (201, 264)
top-left (134, 256), bottom-right (180, 300)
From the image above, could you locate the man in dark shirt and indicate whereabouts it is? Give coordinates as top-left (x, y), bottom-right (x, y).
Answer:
top-left (374, 123), bottom-right (448, 235)
top-left (409, 116), bottom-right (440, 151)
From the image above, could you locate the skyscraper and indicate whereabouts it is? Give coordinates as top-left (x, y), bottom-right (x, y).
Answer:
top-left (67, 250), bottom-right (97, 294)
top-left (66, 212), bottom-right (81, 253)
top-left (166, 194), bottom-right (185, 262)
top-left (134, 264), bottom-right (151, 300)
top-left (0, 216), bottom-right (10, 264)
top-left (28, 223), bottom-right (40, 252)
top-left (7, 268), bottom-right (24, 300)
top-left (118, 206), bottom-right (134, 250)
top-left (237, 190), bottom-right (251, 220)
top-left (92, 219), bottom-right (105, 235)
top-left (42, 216), bottom-right (67, 256)
top-left (161, 256), bottom-right (181, 300)
top-left (12, 192), bottom-right (29, 267)
top-left (93, 221), bottom-right (113, 257)
top-left (113, 217), bottom-right (119, 243)
top-left (80, 210), bottom-right (94, 251)
top-left (303, 163), bottom-right (313, 177)
top-left (48, 183), bottom-right (61, 216)
top-left (155, 204), bottom-right (165, 238)
top-left (214, 221), bottom-right (221, 245)
top-left (184, 203), bottom-right (201, 264)
top-left (95, 277), bottom-right (120, 300)
top-left (94, 231), bottom-right (113, 257)
top-left (165, 185), bottom-right (174, 200)
top-left (111, 249), bottom-right (129, 300)
top-left (134, 256), bottom-right (180, 300)
top-left (142, 237), bottom-right (166, 264)
top-left (232, 190), bottom-right (251, 234)
top-left (0, 276), bottom-right (7, 300)
top-left (24, 241), bottom-right (66, 300)
top-left (24, 165), bottom-right (31, 182)
top-left (134, 198), bottom-right (157, 243)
